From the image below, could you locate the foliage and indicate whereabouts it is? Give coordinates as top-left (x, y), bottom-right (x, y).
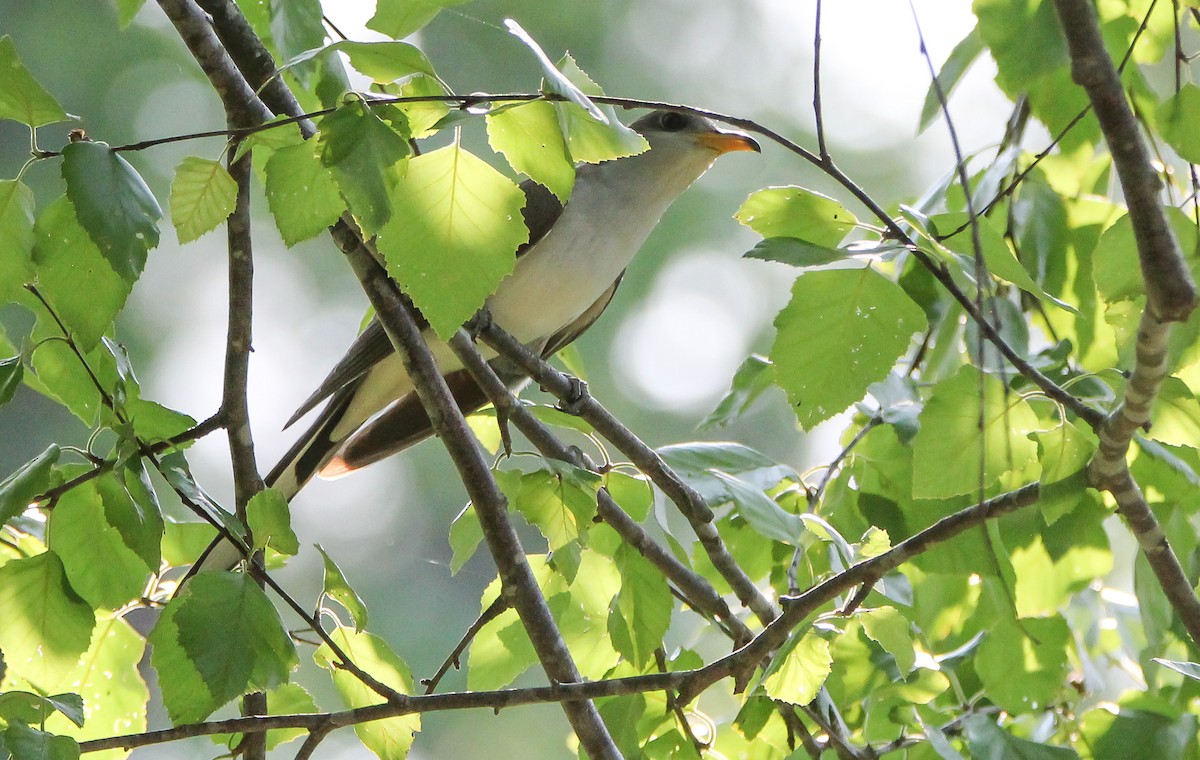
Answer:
top-left (2, 1), bottom-right (1200, 759)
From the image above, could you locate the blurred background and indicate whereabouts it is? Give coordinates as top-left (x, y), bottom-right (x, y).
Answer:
top-left (0, 0), bottom-right (1021, 756)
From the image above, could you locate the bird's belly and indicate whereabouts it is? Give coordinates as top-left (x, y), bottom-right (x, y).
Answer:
top-left (488, 207), bottom-right (648, 342)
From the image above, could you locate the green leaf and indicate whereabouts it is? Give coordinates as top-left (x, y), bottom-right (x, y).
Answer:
top-left (149, 572), bottom-right (297, 723)
top-left (497, 464), bottom-right (601, 551)
top-left (31, 196), bottom-right (132, 351)
top-left (49, 477), bottom-right (155, 610)
top-left (762, 631), bottom-right (832, 705)
top-left (38, 615), bottom-right (148, 754)
top-left (553, 54), bottom-right (649, 163)
top-left (245, 488), bottom-right (299, 556)
top-left (0, 692), bottom-right (83, 728)
top-left (3, 722), bottom-right (80, 760)
top-left (318, 100), bottom-right (411, 234)
top-left (1154, 658), bottom-right (1200, 681)
top-left (448, 503), bottom-right (483, 573)
top-left (607, 544), bottom-right (672, 668)
top-left (0, 444), bottom-right (59, 526)
top-left (934, 212), bottom-right (1075, 311)
top-left (772, 267), bottom-right (926, 430)
top-left (603, 471), bottom-right (652, 522)
top-left (335, 41), bottom-right (437, 83)
top-left (742, 237), bottom-right (845, 268)
top-left (115, 0), bottom-right (149, 27)
top-left (60, 141), bottom-right (161, 283)
top-left (963, 715), bottom-right (1078, 759)
top-left (657, 441), bottom-right (798, 504)
top-left (1148, 377), bottom-right (1200, 448)
top-left (396, 73), bottom-right (450, 139)
top-left (973, 0), bottom-right (1068, 94)
top-left (314, 626), bottom-right (420, 759)
top-left (368, 0), bottom-right (469, 39)
top-left (911, 366), bottom-right (1040, 498)
top-left (710, 471), bottom-right (807, 546)
top-left (735, 187), bottom-right (858, 248)
top-left (168, 156), bottom-right (237, 244)
top-left (487, 100), bottom-right (575, 202)
top-left (1157, 84), bottom-right (1200, 163)
top-left (262, 141), bottom-right (344, 247)
top-left (270, 0), bottom-right (324, 61)
top-left (506, 20), bottom-right (606, 123)
top-left (700, 355), bottom-right (774, 430)
top-left (1035, 419), bottom-right (1096, 486)
top-left (375, 143), bottom-right (528, 339)
top-left (0, 179), bottom-right (36, 300)
top-left (1080, 706), bottom-right (1196, 760)
top-left (919, 27), bottom-right (984, 132)
top-left (0, 37), bottom-right (70, 127)
top-left (859, 607), bottom-right (916, 674)
top-left (0, 552), bottom-right (96, 691)
top-left (316, 545), bottom-right (369, 631)
top-left (975, 616), bottom-right (1070, 714)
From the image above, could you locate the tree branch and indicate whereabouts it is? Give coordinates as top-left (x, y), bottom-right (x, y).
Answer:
top-left (477, 322), bottom-right (779, 626)
top-left (446, 328), bottom-right (755, 647)
top-left (333, 230), bottom-right (619, 758)
top-left (1052, 0), bottom-right (1200, 648)
top-left (1054, 0), bottom-right (1196, 322)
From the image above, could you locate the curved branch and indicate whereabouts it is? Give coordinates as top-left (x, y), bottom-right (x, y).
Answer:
top-left (335, 231), bottom-right (619, 758)
top-left (477, 322), bottom-right (779, 626)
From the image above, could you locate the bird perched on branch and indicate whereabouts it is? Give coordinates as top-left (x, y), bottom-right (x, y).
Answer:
top-left (188, 110), bottom-right (756, 573)
top-left (264, 109), bottom-right (759, 501)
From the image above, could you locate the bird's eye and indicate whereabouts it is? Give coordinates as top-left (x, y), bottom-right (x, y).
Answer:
top-left (660, 111), bottom-right (688, 131)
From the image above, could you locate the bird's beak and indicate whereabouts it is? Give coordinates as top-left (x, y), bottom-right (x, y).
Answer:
top-left (698, 127), bottom-right (761, 154)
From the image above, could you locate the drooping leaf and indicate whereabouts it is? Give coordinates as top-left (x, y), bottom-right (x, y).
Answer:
top-left (368, 0), bottom-right (470, 40)
top-left (911, 366), bottom-right (1041, 498)
top-left (2, 722), bottom-right (80, 760)
top-left (975, 616), bottom-right (1070, 714)
top-left (314, 626), bottom-right (421, 759)
top-left (0, 179), bottom-right (36, 300)
top-left (245, 488), bottom-right (299, 556)
top-left (859, 607), bottom-right (916, 674)
top-left (375, 143), bottom-right (528, 338)
top-left (762, 631), bottom-right (832, 705)
top-left (1157, 84), bottom-right (1200, 164)
top-left (264, 141), bottom-right (344, 246)
top-left (0, 444), bottom-right (59, 526)
top-left (168, 156), bottom-right (238, 244)
top-left (496, 464), bottom-right (601, 551)
top-left (742, 236), bottom-right (845, 268)
top-left (506, 20), bottom-right (606, 123)
top-left (657, 441), bottom-right (798, 504)
top-left (60, 141), bottom-right (161, 283)
top-left (149, 572), bottom-right (297, 723)
top-left (919, 27), bottom-right (985, 132)
top-left (0, 552), bottom-right (96, 691)
top-left (487, 100), bottom-right (575, 202)
top-left (316, 545), bottom-right (369, 631)
top-left (553, 54), bottom-right (648, 163)
top-left (318, 100), bottom-right (411, 233)
top-left (701, 355), bottom-right (775, 430)
top-left (963, 715), bottom-right (1078, 759)
top-left (736, 186), bottom-right (858, 248)
top-left (607, 544), bottom-right (671, 668)
top-left (0, 36), bottom-right (70, 127)
top-left (31, 196), bottom-right (131, 351)
top-left (772, 267), bottom-right (927, 430)
top-left (49, 478), bottom-right (154, 610)
top-left (286, 41), bottom-right (437, 84)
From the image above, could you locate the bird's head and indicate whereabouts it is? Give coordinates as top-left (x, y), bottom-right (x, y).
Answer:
top-left (630, 109), bottom-right (761, 157)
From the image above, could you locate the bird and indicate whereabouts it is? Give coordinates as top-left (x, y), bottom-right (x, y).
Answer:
top-left (265, 108), bottom-right (759, 501)
top-left (189, 110), bottom-right (757, 574)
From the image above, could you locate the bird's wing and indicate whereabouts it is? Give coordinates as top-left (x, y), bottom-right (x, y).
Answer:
top-left (325, 273), bottom-right (627, 477)
top-left (282, 178), bottom-right (565, 430)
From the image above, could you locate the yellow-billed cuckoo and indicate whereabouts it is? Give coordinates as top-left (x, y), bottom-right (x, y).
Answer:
top-left (190, 111), bottom-right (756, 572)
top-left (258, 110), bottom-right (759, 504)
